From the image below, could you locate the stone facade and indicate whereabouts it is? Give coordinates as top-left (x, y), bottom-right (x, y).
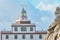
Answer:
top-left (45, 7), bottom-right (60, 40)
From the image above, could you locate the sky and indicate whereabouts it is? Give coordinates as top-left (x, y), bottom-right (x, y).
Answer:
top-left (0, 0), bottom-right (60, 31)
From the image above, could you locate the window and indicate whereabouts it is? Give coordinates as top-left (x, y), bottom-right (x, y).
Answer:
top-left (39, 35), bottom-right (42, 39)
top-left (6, 35), bottom-right (9, 39)
top-left (14, 27), bottom-right (17, 31)
top-left (21, 27), bottom-right (26, 31)
top-left (14, 35), bottom-right (18, 39)
top-left (22, 35), bottom-right (25, 39)
top-left (30, 35), bottom-right (33, 39)
top-left (30, 27), bottom-right (33, 31)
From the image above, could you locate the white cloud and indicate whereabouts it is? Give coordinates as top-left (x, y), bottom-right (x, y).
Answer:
top-left (40, 16), bottom-right (49, 22)
top-left (0, 21), bottom-right (11, 26)
top-left (36, 0), bottom-right (59, 12)
top-left (0, 0), bottom-right (6, 6)
top-left (0, 21), bottom-right (11, 31)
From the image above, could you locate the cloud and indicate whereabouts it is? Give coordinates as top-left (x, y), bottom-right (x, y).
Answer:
top-left (0, 21), bottom-right (11, 31)
top-left (40, 16), bottom-right (49, 22)
top-left (0, 21), bottom-right (11, 27)
top-left (0, 0), bottom-right (6, 7)
top-left (36, 0), bottom-right (59, 12)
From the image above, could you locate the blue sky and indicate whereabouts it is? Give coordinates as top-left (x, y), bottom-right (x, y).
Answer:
top-left (0, 0), bottom-right (60, 31)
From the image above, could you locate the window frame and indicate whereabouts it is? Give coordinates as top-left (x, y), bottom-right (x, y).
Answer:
top-left (6, 35), bottom-right (9, 39)
top-left (30, 27), bottom-right (33, 31)
top-left (14, 27), bottom-right (18, 31)
top-left (30, 35), bottom-right (33, 39)
top-left (22, 34), bottom-right (25, 39)
top-left (21, 27), bottom-right (26, 31)
top-left (39, 35), bottom-right (42, 39)
top-left (14, 35), bottom-right (18, 39)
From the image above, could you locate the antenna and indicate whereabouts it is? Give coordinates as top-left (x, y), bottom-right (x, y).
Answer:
top-left (21, 4), bottom-right (27, 10)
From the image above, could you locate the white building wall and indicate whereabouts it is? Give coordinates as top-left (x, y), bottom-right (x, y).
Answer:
top-left (26, 27), bottom-right (36, 33)
top-left (12, 27), bottom-right (36, 33)
top-left (2, 34), bottom-right (46, 40)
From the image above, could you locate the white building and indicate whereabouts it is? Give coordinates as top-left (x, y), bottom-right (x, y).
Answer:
top-left (0, 8), bottom-right (47, 40)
